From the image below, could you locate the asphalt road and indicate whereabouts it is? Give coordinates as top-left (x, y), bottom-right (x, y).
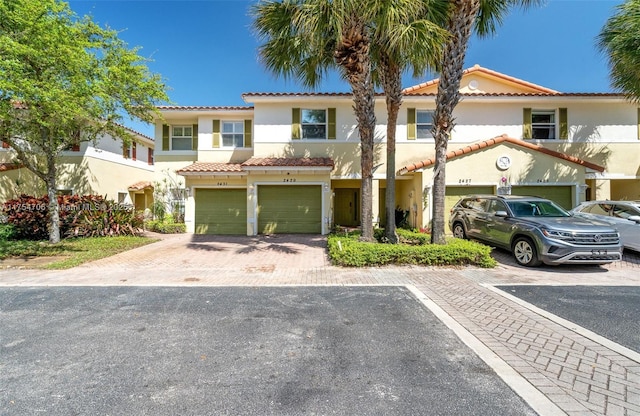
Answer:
top-left (1, 286), bottom-right (536, 416)
top-left (496, 285), bottom-right (640, 354)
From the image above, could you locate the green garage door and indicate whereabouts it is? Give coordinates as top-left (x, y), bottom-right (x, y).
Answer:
top-left (195, 189), bottom-right (247, 235)
top-left (445, 186), bottom-right (495, 231)
top-left (511, 186), bottom-right (572, 210)
top-left (258, 185), bottom-right (322, 234)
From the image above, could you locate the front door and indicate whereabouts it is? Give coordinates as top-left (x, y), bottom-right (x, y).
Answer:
top-left (334, 188), bottom-right (359, 227)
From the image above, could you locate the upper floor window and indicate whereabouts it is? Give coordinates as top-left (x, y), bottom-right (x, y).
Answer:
top-left (222, 121), bottom-right (244, 148)
top-left (301, 109), bottom-right (327, 139)
top-left (416, 110), bottom-right (434, 139)
top-left (532, 110), bottom-right (556, 139)
top-left (172, 126), bottom-right (193, 150)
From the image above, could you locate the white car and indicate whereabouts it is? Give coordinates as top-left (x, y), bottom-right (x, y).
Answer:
top-left (571, 201), bottom-right (640, 252)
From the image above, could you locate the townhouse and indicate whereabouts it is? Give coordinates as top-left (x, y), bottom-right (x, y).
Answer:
top-left (152, 65), bottom-right (639, 235)
top-left (0, 127), bottom-right (156, 211)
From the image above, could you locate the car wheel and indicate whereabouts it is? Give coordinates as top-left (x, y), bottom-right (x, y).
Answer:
top-left (512, 237), bottom-right (542, 267)
top-left (452, 222), bottom-right (467, 239)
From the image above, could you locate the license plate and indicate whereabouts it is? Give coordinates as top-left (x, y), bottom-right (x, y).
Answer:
top-left (591, 250), bottom-right (608, 255)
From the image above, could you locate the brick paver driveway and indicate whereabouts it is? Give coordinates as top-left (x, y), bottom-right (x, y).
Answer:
top-left (1, 233), bottom-right (640, 415)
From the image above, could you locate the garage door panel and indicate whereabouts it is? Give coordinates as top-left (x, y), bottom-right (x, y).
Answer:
top-left (195, 189), bottom-right (247, 235)
top-left (258, 185), bottom-right (321, 234)
top-left (511, 186), bottom-right (572, 210)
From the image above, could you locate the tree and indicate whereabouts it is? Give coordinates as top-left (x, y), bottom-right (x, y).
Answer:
top-left (430, 0), bottom-right (541, 244)
top-left (253, 0), bottom-right (379, 241)
top-left (0, 0), bottom-right (168, 243)
top-left (371, 1), bottom-right (448, 243)
top-left (597, 0), bottom-right (640, 102)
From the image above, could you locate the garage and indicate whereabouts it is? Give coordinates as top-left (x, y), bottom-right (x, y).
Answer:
top-left (258, 185), bottom-right (322, 234)
top-left (445, 186), bottom-right (495, 228)
top-left (510, 185), bottom-right (573, 210)
top-left (194, 188), bottom-right (247, 235)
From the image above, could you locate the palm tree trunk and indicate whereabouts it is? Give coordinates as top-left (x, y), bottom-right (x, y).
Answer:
top-left (431, 0), bottom-right (481, 244)
top-left (335, 14), bottom-right (376, 242)
top-left (380, 56), bottom-right (401, 244)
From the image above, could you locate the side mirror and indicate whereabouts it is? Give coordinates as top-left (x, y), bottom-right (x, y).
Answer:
top-left (628, 215), bottom-right (640, 224)
top-left (495, 210), bottom-right (509, 218)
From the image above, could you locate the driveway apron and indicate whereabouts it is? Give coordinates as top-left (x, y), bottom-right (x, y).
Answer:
top-left (1, 233), bottom-right (639, 415)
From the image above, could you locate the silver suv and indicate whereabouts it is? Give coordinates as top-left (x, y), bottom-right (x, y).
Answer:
top-left (449, 195), bottom-right (623, 267)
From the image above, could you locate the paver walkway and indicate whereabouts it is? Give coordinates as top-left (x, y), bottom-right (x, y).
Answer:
top-left (1, 233), bottom-right (639, 415)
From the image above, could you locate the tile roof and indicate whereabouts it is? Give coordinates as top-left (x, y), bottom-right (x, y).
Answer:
top-left (397, 134), bottom-right (605, 175)
top-left (241, 157), bottom-right (334, 168)
top-left (127, 181), bottom-right (154, 191)
top-left (0, 162), bottom-right (23, 172)
top-left (175, 158), bottom-right (335, 174)
top-left (114, 122), bottom-right (154, 142)
top-left (403, 92), bottom-right (624, 98)
top-left (176, 162), bottom-right (244, 173)
top-left (402, 64), bottom-right (560, 94)
top-left (242, 92), bottom-right (359, 98)
top-left (157, 105), bottom-right (253, 111)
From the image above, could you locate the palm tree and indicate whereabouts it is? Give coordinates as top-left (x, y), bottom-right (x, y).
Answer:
top-left (371, 1), bottom-right (448, 243)
top-left (430, 0), bottom-right (542, 244)
top-left (597, 0), bottom-right (640, 102)
top-left (253, 0), bottom-right (377, 241)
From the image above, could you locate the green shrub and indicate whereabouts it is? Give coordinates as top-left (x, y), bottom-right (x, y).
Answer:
top-left (2, 195), bottom-right (51, 240)
top-left (0, 224), bottom-right (16, 241)
top-left (3, 194), bottom-right (143, 240)
top-left (328, 230), bottom-right (496, 268)
top-left (66, 203), bottom-right (144, 237)
top-left (144, 220), bottom-right (186, 234)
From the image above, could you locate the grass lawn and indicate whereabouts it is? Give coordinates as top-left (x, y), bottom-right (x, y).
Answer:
top-left (0, 236), bottom-right (158, 269)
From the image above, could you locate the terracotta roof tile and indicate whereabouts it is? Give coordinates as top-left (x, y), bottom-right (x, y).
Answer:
top-left (402, 92), bottom-right (623, 98)
top-left (0, 162), bottom-right (22, 172)
top-left (176, 162), bottom-right (244, 173)
top-left (241, 157), bottom-right (334, 168)
top-left (127, 181), bottom-right (153, 191)
top-left (242, 92), bottom-right (355, 98)
top-left (403, 64), bottom-right (559, 94)
top-left (157, 105), bottom-right (253, 111)
top-left (397, 134), bottom-right (605, 175)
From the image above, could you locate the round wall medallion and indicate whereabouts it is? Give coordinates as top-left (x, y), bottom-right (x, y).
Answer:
top-left (468, 79), bottom-right (479, 90)
top-left (496, 155), bottom-right (511, 170)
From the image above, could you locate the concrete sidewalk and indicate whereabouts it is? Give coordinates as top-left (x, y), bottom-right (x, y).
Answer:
top-left (1, 234), bottom-right (639, 415)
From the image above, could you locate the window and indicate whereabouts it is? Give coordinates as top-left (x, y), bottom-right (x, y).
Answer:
top-left (171, 126), bottom-right (192, 150)
top-left (461, 198), bottom-right (486, 212)
top-left (148, 148), bottom-right (154, 165)
top-left (416, 110), bottom-right (434, 139)
top-left (56, 189), bottom-right (73, 196)
top-left (612, 205), bottom-right (639, 219)
top-left (487, 200), bottom-right (507, 215)
top-left (301, 109), bottom-right (327, 139)
top-left (532, 110), bottom-right (556, 139)
top-left (582, 204), bottom-right (611, 215)
top-left (222, 121), bottom-right (244, 148)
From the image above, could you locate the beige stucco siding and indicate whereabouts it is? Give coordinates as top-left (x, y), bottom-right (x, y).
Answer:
top-left (0, 156), bottom-right (153, 203)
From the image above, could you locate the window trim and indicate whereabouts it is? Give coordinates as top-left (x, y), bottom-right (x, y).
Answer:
top-left (531, 109), bottom-right (557, 140)
top-left (416, 109), bottom-right (435, 139)
top-left (221, 120), bottom-right (245, 148)
top-left (171, 125), bottom-right (193, 151)
top-left (301, 108), bottom-right (328, 140)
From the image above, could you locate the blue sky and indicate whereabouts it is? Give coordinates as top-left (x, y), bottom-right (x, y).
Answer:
top-left (68, 0), bottom-right (624, 136)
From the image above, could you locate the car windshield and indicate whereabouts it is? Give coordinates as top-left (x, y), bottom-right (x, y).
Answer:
top-left (507, 200), bottom-right (570, 217)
